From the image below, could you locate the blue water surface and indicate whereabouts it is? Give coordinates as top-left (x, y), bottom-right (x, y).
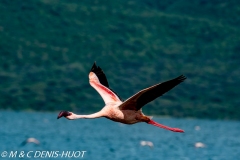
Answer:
top-left (0, 111), bottom-right (240, 160)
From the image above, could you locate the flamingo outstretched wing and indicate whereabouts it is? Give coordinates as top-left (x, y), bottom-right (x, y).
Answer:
top-left (89, 62), bottom-right (122, 104)
top-left (119, 75), bottom-right (186, 110)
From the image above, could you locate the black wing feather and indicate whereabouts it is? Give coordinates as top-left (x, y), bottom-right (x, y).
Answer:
top-left (90, 62), bottom-right (109, 88)
top-left (135, 75), bottom-right (186, 110)
top-left (90, 62), bottom-right (123, 101)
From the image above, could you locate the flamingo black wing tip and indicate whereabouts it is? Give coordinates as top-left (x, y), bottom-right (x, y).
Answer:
top-left (177, 75), bottom-right (187, 82)
top-left (90, 61), bottom-right (98, 72)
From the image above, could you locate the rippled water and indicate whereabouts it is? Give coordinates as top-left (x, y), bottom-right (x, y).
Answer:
top-left (0, 111), bottom-right (240, 160)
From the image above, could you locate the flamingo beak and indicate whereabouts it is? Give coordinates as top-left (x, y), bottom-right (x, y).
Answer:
top-left (57, 111), bottom-right (71, 119)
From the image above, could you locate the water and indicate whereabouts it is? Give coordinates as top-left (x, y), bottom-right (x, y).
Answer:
top-left (0, 111), bottom-right (240, 160)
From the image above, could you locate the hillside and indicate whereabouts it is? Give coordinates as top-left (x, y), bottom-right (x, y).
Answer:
top-left (0, 0), bottom-right (240, 119)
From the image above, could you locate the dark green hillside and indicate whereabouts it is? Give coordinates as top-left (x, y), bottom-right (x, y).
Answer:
top-left (0, 0), bottom-right (240, 119)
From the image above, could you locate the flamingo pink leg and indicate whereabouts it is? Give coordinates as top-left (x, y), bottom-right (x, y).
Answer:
top-left (148, 120), bottom-right (184, 133)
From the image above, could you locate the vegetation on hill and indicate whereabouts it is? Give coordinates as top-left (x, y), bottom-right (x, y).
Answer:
top-left (0, 0), bottom-right (240, 120)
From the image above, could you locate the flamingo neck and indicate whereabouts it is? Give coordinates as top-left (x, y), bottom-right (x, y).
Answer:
top-left (147, 120), bottom-right (184, 133)
top-left (72, 111), bottom-right (104, 119)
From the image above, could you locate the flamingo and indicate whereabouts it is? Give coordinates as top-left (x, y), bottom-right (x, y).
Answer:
top-left (195, 142), bottom-right (205, 148)
top-left (21, 138), bottom-right (40, 146)
top-left (140, 141), bottom-right (154, 148)
top-left (57, 62), bottom-right (186, 133)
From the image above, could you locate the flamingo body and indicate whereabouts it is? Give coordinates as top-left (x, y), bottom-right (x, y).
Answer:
top-left (58, 62), bottom-right (186, 133)
top-left (103, 106), bottom-right (147, 124)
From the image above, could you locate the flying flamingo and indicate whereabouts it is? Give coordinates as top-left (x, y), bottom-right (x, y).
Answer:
top-left (57, 62), bottom-right (186, 132)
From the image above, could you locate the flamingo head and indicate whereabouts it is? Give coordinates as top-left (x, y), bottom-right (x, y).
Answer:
top-left (57, 111), bottom-right (72, 119)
